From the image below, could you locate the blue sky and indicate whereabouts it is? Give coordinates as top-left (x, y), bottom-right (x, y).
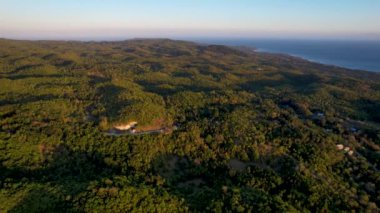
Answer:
top-left (0, 0), bottom-right (379, 40)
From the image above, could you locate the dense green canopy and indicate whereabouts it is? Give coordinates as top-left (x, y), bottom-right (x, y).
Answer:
top-left (0, 39), bottom-right (379, 212)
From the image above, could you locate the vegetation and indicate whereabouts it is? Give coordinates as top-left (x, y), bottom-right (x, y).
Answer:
top-left (0, 38), bottom-right (379, 212)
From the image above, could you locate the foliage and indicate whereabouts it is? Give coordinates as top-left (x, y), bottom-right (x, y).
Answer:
top-left (0, 39), bottom-right (379, 212)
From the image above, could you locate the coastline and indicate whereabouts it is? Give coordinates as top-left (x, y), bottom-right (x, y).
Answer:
top-left (252, 47), bottom-right (380, 73)
top-left (194, 39), bottom-right (380, 73)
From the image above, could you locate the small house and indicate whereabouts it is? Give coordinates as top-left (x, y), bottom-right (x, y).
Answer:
top-left (336, 144), bottom-right (344, 150)
top-left (114, 121), bottom-right (138, 131)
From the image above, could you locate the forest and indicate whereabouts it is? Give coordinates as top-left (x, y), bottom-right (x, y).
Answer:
top-left (0, 38), bottom-right (379, 212)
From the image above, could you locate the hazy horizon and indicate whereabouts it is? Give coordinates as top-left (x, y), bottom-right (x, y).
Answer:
top-left (1, 0), bottom-right (379, 41)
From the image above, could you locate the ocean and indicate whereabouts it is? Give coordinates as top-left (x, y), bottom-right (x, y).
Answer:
top-left (193, 39), bottom-right (380, 72)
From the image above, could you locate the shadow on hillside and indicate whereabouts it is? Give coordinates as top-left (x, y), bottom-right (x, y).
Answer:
top-left (1, 144), bottom-right (121, 212)
top-left (8, 187), bottom-right (66, 213)
top-left (147, 151), bottom-right (302, 211)
top-left (96, 84), bottom-right (126, 119)
top-left (0, 94), bottom-right (61, 106)
top-left (1, 141), bottom-right (222, 211)
top-left (1, 74), bottom-right (68, 80)
top-left (240, 72), bottom-right (323, 95)
top-left (3, 144), bottom-right (200, 212)
top-left (149, 153), bottom-right (220, 209)
top-left (13, 64), bottom-right (43, 73)
top-left (351, 99), bottom-right (380, 122)
top-left (35, 82), bottom-right (77, 89)
top-left (1, 139), bottom-right (305, 212)
top-left (136, 81), bottom-right (218, 97)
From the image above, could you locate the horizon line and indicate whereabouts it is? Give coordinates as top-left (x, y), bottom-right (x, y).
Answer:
top-left (1, 35), bottom-right (380, 42)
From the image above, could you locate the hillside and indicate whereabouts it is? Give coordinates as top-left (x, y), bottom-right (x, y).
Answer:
top-left (0, 38), bottom-right (379, 212)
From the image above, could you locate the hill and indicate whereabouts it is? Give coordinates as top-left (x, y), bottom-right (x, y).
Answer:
top-left (0, 38), bottom-right (379, 212)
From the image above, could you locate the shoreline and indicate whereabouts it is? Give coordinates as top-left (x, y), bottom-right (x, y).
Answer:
top-left (253, 48), bottom-right (380, 73)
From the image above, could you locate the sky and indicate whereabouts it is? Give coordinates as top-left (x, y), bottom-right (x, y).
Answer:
top-left (0, 0), bottom-right (379, 40)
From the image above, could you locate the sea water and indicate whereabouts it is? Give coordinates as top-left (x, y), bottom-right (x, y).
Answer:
top-left (194, 38), bottom-right (380, 72)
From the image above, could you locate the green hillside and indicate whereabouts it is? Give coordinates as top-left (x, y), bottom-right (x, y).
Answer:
top-left (0, 39), bottom-right (379, 212)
